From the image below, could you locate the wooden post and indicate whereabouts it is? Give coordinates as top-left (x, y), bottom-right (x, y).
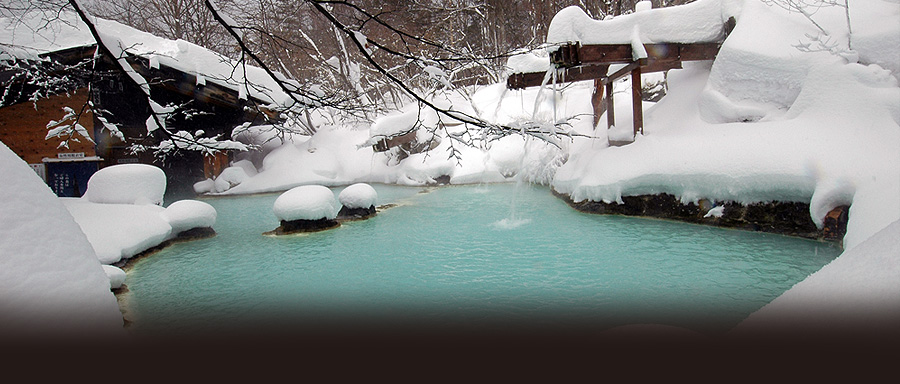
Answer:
top-left (605, 80), bottom-right (615, 130)
top-left (591, 78), bottom-right (605, 128)
top-left (631, 65), bottom-right (643, 137)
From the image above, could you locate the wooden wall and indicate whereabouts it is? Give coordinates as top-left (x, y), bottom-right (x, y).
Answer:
top-left (0, 89), bottom-right (96, 165)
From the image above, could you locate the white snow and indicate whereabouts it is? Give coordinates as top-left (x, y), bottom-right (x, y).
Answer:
top-left (213, 165), bottom-right (250, 193)
top-left (63, 198), bottom-right (172, 265)
top-left (546, 0), bottom-right (740, 46)
top-left (273, 185), bottom-right (338, 221)
top-left (64, 164), bottom-right (218, 265)
top-left (0, 142), bottom-right (123, 337)
top-left (83, 164), bottom-right (166, 206)
top-left (703, 205), bottom-right (725, 218)
top-left (161, 200), bottom-right (217, 233)
top-left (102, 265), bottom-right (126, 290)
top-left (339, 183), bottom-right (377, 209)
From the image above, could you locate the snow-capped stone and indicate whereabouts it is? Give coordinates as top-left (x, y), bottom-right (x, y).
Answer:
top-left (703, 206), bottom-right (725, 218)
top-left (193, 178), bottom-right (215, 194)
top-left (102, 265), bottom-right (126, 290)
top-left (214, 166), bottom-right (250, 193)
top-left (339, 183), bottom-right (378, 209)
top-left (161, 200), bottom-right (217, 233)
top-left (84, 164), bottom-right (166, 205)
top-left (273, 185), bottom-right (338, 221)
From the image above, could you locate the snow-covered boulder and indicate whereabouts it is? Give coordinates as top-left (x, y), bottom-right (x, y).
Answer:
top-left (84, 164), bottom-right (166, 205)
top-left (63, 199), bottom-right (172, 265)
top-left (193, 178), bottom-right (215, 194)
top-left (338, 183), bottom-right (378, 220)
top-left (161, 200), bottom-right (217, 234)
top-left (274, 185), bottom-right (338, 221)
top-left (271, 185), bottom-right (339, 234)
top-left (339, 183), bottom-right (377, 209)
top-left (102, 265), bottom-right (126, 290)
top-left (0, 142), bottom-right (123, 337)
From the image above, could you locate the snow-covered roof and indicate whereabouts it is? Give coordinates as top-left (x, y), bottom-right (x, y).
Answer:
top-left (0, 10), bottom-right (293, 107)
top-left (546, 0), bottom-right (743, 45)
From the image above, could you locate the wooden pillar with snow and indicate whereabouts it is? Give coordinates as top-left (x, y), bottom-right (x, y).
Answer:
top-left (507, 41), bottom-right (722, 145)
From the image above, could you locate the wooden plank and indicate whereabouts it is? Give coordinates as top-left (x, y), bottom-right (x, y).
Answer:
top-left (678, 43), bottom-right (722, 61)
top-left (507, 71), bottom-right (546, 90)
top-left (561, 42), bottom-right (722, 66)
top-left (578, 44), bottom-right (634, 65)
top-left (507, 64), bottom-right (611, 90)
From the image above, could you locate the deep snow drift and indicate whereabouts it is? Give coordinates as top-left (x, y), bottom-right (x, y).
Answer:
top-left (0, 142), bottom-right (123, 338)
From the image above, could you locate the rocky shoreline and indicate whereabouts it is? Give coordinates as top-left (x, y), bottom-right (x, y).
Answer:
top-left (551, 189), bottom-right (848, 247)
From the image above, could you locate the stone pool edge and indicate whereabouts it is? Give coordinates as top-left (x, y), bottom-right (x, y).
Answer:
top-left (112, 227), bottom-right (216, 329)
top-left (550, 189), bottom-right (848, 247)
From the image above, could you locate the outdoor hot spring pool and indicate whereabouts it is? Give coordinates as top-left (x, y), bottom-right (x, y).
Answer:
top-left (121, 183), bottom-right (840, 336)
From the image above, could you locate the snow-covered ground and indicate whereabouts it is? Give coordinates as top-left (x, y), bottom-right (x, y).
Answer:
top-left (1, 0), bottom-right (897, 338)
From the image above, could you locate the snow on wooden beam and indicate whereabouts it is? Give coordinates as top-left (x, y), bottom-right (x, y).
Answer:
top-left (507, 42), bottom-right (720, 90)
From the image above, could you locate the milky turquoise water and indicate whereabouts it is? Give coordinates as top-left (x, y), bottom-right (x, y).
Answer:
top-left (123, 183), bottom-right (840, 336)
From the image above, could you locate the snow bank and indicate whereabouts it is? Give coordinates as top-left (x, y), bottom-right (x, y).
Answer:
top-left (546, 0), bottom-right (740, 45)
top-left (161, 200), bottom-right (217, 233)
top-left (273, 185), bottom-right (338, 221)
top-left (339, 183), bottom-right (377, 209)
top-left (83, 164), bottom-right (166, 205)
top-left (0, 142), bottom-right (122, 337)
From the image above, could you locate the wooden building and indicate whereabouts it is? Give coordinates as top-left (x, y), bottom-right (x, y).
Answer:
top-left (2, 38), bottom-right (280, 198)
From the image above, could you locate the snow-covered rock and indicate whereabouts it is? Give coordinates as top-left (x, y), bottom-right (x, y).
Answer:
top-left (273, 185), bottom-right (338, 221)
top-left (63, 199), bottom-right (172, 265)
top-left (193, 178), bottom-right (215, 194)
top-left (161, 200), bottom-right (217, 233)
top-left (338, 183), bottom-right (377, 209)
top-left (102, 265), bottom-right (126, 290)
top-left (83, 164), bottom-right (166, 205)
top-left (0, 141), bottom-right (123, 336)
top-left (214, 165), bottom-right (250, 193)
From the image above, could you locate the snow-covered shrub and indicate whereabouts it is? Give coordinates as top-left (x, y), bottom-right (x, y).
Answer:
top-left (273, 185), bottom-right (338, 221)
top-left (84, 164), bottom-right (166, 205)
top-left (161, 200), bottom-right (217, 233)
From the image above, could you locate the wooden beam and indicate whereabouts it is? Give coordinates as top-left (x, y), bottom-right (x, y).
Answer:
top-left (507, 64), bottom-right (611, 90)
top-left (577, 42), bottom-right (721, 65)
